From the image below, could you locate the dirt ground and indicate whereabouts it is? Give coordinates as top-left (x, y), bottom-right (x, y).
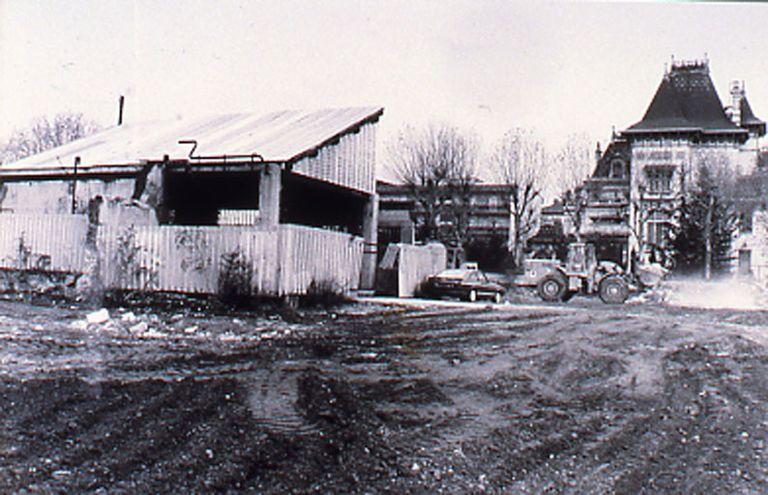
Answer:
top-left (2, 294), bottom-right (768, 494)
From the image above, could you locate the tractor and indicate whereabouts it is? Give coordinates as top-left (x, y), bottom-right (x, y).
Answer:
top-left (528, 242), bottom-right (631, 304)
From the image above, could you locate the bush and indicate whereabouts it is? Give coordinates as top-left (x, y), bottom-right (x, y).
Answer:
top-left (301, 279), bottom-right (348, 308)
top-left (218, 250), bottom-right (253, 307)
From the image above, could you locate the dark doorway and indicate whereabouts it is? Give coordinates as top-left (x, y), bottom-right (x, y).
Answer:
top-left (163, 171), bottom-right (260, 225)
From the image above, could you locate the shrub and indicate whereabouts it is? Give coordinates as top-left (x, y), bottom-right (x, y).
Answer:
top-left (218, 250), bottom-right (253, 307)
top-left (301, 279), bottom-right (348, 308)
top-left (114, 226), bottom-right (159, 290)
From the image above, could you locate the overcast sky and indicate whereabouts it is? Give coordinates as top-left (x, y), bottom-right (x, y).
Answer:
top-left (2, 0), bottom-right (768, 175)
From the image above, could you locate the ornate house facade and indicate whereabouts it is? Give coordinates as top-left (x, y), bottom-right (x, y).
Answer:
top-left (534, 58), bottom-right (765, 269)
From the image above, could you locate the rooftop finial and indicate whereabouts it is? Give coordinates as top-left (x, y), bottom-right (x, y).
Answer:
top-left (669, 55), bottom-right (709, 72)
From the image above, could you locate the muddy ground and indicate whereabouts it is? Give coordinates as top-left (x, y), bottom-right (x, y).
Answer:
top-left (2, 296), bottom-right (768, 494)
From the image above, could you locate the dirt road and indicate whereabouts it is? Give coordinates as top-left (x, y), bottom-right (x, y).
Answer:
top-left (2, 297), bottom-right (768, 493)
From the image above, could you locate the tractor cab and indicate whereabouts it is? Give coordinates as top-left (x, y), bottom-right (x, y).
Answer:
top-left (564, 243), bottom-right (596, 277)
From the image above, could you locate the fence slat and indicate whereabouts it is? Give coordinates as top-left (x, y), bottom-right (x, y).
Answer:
top-left (0, 214), bottom-right (89, 272)
top-left (0, 214), bottom-right (363, 296)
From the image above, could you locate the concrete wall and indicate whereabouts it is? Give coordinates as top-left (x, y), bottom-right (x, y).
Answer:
top-left (377, 242), bottom-right (447, 297)
top-left (398, 243), bottom-right (447, 297)
top-left (0, 178), bottom-right (136, 215)
top-left (100, 198), bottom-right (157, 227)
top-left (734, 211), bottom-right (768, 286)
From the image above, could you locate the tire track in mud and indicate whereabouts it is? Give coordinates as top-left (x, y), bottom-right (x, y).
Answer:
top-left (3, 300), bottom-right (768, 493)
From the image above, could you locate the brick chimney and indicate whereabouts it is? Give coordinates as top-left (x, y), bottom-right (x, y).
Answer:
top-left (729, 80), bottom-right (745, 126)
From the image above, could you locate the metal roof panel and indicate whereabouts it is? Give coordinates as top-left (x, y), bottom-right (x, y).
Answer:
top-left (1, 107), bottom-right (383, 171)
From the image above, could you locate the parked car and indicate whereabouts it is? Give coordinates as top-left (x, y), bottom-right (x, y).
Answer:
top-left (423, 266), bottom-right (505, 303)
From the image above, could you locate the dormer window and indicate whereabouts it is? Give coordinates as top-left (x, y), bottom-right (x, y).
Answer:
top-left (610, 158), bottom-right (626, 179)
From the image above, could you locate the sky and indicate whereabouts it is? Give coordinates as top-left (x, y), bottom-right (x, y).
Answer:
top-left (2, 0), bottom-right (768, 178)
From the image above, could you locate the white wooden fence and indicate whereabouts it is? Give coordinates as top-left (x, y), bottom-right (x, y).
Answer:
top-left (0, 213), bottom-right (363, 296)
top-left (0, 214), bottom-right (89, 272)
top-left (98, 225), bottom-right (281, 294)
top-left (278, 224), bottom-right (364, 294)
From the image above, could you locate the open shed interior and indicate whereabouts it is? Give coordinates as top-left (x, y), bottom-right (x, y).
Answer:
top-left (162, 170), bottom-right (260, 225)
top-left (280, 172), bottom-right (366, 235)
top-left (161, 168), bottom-right (367, 235)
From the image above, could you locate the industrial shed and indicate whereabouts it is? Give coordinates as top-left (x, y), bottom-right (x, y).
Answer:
top-left (0, 107), bottom-right (383, 296)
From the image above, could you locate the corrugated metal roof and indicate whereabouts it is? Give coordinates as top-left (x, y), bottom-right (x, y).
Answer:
top-left (1, 107), bottom-right (383, 172)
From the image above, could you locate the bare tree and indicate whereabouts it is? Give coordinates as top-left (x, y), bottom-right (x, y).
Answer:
top-left (550, 134), bottom-right (594, 241)
top-left (442, 154), bottom-right (478, 257)
top-left (490, 128), bottom-right (544, 266)
top-left (0, 113), bottom-right (99, 164)
top-left (561, 187), bottom-right (590, 242)
top-left (549, 133), bottom-right (594, 198)
top-left (388, 124), bottom-right (479, 258)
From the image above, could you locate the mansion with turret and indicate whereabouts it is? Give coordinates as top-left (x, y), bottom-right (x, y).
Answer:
top-left (533, 58), bottom-right (766, 271)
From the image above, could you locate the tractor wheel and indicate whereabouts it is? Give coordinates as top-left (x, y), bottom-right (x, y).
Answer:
top-left (599, 275), bottom-right (629, 304)
top-left (537, 274), bottom-right (567, 302)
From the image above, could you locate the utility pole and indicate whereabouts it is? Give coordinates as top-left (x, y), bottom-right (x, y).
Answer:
top-left (704, 191), bottom-right (714, 280)
top-left (71, 156), bottom-right (80, 214)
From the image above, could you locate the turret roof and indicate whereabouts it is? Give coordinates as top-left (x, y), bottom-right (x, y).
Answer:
top-left (740, 95), bottom-right (765, 129)
top-left (625, 61), bottom-right (746, 136)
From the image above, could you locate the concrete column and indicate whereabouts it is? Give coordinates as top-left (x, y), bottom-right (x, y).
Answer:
top-left (259, 164), bottom-right (281, 228)
top-left (359, 193), bottom-right (379, 291)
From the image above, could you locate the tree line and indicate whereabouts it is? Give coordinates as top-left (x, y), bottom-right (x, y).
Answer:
top-left (0, 113), bottom-right (99, 165)
top-left (387, 123), bottom-right (749, 279)
top-left (387, 124), bottom-right (592, 268)
top-left (0, 114), bottom-right (749, 279)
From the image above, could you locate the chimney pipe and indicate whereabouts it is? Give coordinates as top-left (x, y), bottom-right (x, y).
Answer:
top-left (730, 81), bottom-right (744, 126)
top-left (118, 95), bottom-right (125, 126)
top-left (71, 156), bottom-right (81, 214)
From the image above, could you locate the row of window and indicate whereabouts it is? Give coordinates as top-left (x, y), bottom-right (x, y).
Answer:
top-left (645, 167), bottom-right (674, 193)
top-left (601, 161), bottom-right (675, 193)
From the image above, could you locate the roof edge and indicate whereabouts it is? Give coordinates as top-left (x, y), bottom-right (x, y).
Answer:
top-left (622, 126), bottom-right (749, 136)
top-left (286, 108), bottom-right (384, 165)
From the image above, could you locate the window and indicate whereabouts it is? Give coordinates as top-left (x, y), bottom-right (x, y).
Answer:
top-left (646, 211), bottom-right (670, 246)
top-left (645, 167), bottom-right (674, 193)
top-left (610, 159), bottom-right (625, 179)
